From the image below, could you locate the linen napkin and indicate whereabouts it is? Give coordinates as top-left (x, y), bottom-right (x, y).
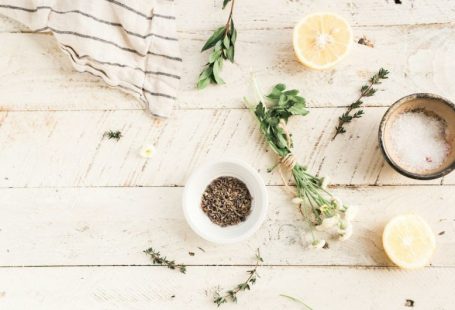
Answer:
top-left (0, 0), bottom-right (181, 117)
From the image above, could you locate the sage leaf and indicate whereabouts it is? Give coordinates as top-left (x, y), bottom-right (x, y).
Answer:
top-left (201, 27), bottom-right (225, 52)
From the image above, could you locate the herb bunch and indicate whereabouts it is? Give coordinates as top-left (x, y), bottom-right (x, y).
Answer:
top-left (246, 82), bottom-right (358, 248)
top-left (333, 68), bottom-right (389, 139)
top-left (197, 0), bottom-right (237, 89)
top-left (214, 249), bottom-right (263, 307)
top-left (144, 247), bottom-right (187, 274)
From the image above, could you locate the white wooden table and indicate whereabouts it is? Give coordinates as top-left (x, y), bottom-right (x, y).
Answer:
top-left (0, 1), bottom-right (454, 309)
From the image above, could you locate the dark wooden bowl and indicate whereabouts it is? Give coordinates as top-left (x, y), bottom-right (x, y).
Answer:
top-left (379, 93), bottom-right (455, 180)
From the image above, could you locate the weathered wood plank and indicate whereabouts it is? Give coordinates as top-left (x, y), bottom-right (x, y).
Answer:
top-left (0, 266), bottom-right (453, 309)
top-left (0, 109), bottom-right (450, 187)
top-left (0, 24), bottom-right (454, 110)
top-left (0, 186), bottom-right (453, 266)
top-left (1, 0), bottom-right (455, 33)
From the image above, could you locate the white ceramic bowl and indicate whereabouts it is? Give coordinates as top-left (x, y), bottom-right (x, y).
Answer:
top-left (182, 159), bottom-right (268, 244)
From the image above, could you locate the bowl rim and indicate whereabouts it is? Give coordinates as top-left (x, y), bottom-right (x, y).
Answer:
top-left (378, 93), bottom-right (455, 180)
top-left (182, 158), bottom-right (268, 244)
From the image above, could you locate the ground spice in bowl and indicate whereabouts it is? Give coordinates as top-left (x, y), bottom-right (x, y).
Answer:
top-left (201, 176), bottom-right (252, 227)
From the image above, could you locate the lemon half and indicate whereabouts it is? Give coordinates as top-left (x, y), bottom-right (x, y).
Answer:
top-left (293, 12), bottom-right (353, 70)
top-left (383, 214), bottom-right (436, 269)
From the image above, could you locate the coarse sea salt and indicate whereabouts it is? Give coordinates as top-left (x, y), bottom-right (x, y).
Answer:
top-left (389, 110), bottom-right (450, 171)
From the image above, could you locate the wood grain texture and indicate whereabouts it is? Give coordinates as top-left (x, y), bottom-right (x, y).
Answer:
top-left (0, 266), bottom-right (454, 310)
top-left (1, 0), bottom-right (455, 33)
top-left (0, 25), bottom-right (453, 110)
top-left (0, 109), bottom-right (451, 187)
top-left (0, 186), bottom-right (453, 266)
top-left (0, 1), bottom-right (454, 309)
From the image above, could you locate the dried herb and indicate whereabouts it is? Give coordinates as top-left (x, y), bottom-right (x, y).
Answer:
top-left (214, 249), bottom-right (263, 306)
top-left (358, 36), bottom-right (374, 48)
top-left (405, 299), bottom-right (415, 307)
top-left (333, 68), bottom-right (389, 139)
top-left (188, 252), bottom-right (195, 256)
top-left (103, 130), bottom-right (122, 141)
top-left (246, 81), bottom-right (356, 246)
top-left (201, 176), bottom-right (252, 227)
top-left (197, 0), bottom-right (237, 89)
top-left (280, 294), bottom-right (313, 310)
top-left (144, 247), bottom-right (187, 274)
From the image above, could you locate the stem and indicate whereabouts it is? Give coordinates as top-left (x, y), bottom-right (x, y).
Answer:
top-left (280, 294), bottom-right (313, 310)
top-left (224, 0), bottom-right (236, 33)
top-left (332, 81), bottom-right (374, 140)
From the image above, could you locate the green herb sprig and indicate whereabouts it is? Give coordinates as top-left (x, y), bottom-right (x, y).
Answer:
top-left (333, 68), bottom-right (389, 139)
top-left (246, 82), bottom-right (354, 246)
top-left (280, 294), bottom-right (313, 310)
top-left (103, 130), bottom-right (122, 141)
top-left (213, 249), bottom-right (263, 307)
top-left (197, 0), bottom-right (237, 89)
top-left (144, 247), bottom-right (187, 274)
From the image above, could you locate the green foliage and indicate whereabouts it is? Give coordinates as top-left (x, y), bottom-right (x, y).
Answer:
top-left (253, 84), bottom-right (308, 157)
top-left (248, 82), bottom-right (343, 227)
top-left (197, 1), bottom-right (237, 89)
top-left (144, 247), bottom-right (187, 274)
top-left (103, 130), bottom-right (122, 141)
top-left (333, 68), bottom-right (389, 139)
top-left (213, 249), bottom-right (262, 307)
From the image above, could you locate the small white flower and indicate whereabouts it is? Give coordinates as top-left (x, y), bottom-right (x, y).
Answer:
top-left (315, 215), bottom-right (339, 232)
top-left (320, 176), bottom-right (330, 190)
top-left (338, 223), bottom-right (353, 241)
top-left (344, 205), bottom-right (358, 221)
top-left (291, 197), bottom-right (303, 205)
top-left (139, 144), bottom-right (156, 158)
top-left (309, 239), bottom-right (326, 249)
top-left (332, 197), bottom-right (343, 210)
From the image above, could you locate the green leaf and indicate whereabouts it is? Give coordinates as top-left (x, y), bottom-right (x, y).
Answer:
top-left (267, 84), bottom-right (286, 100)
top-left (197, 77), bottom-right (211, 89)
top-left (226, 46), bottom-right (235, 62)
top-left (209, 50), bottom-right (222, 63)
top-left (213, 58), bottom-right (225, 84)
top-left (223, 35), bottom-right (230, 49)
top-left (197, 66), bottom-right (213, 89)
top-left (201, 27), bottom-right (225, 52)
top-left (288, 102), bottom-right (309, 116)
top-left (230, 20), bottom-right (237, 44)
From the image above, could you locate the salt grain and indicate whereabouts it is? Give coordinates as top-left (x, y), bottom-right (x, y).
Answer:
top-left (390, 110), bottom-right (450, 171)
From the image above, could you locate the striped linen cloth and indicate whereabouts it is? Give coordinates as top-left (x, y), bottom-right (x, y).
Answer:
top-left (0, 0), bottom-right (181, 117)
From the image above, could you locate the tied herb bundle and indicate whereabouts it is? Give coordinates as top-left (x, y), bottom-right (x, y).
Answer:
top-left (197, 0), bottom-right (237, 89)
top-left (246, 82), bottom-right (358, 248)
top-left (333, 68), bottom-right (390, 139)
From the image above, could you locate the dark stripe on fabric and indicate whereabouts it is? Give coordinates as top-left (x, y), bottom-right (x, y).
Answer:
top-left (61, 44), bottom-right (181, 79)
top-left (33, 27), bottom-right (182, 62)
top-left (142, 88), bottom-right (176, 100)
top-left (147, 51), bottom-right (182, 62)
top-left (64, 45), bottom-right (176, 104)
top-left (61, 45), bottom-right (176, 101)
top-left (104, 0), bottom-right (175, 20)
top-left (0, 4), bottom-right (178, 41)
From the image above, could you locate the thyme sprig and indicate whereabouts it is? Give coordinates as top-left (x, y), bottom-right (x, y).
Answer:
top-left (144, 247), bottom-right (187, 274)
top-left (246, 81), bottom-right (356, 246)
top-left (213, 249), bottom-right (263, 307)
top-left (197, 0), bottom-right (237, 89)
top-left (333, 68), bottom-right (389, 139)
